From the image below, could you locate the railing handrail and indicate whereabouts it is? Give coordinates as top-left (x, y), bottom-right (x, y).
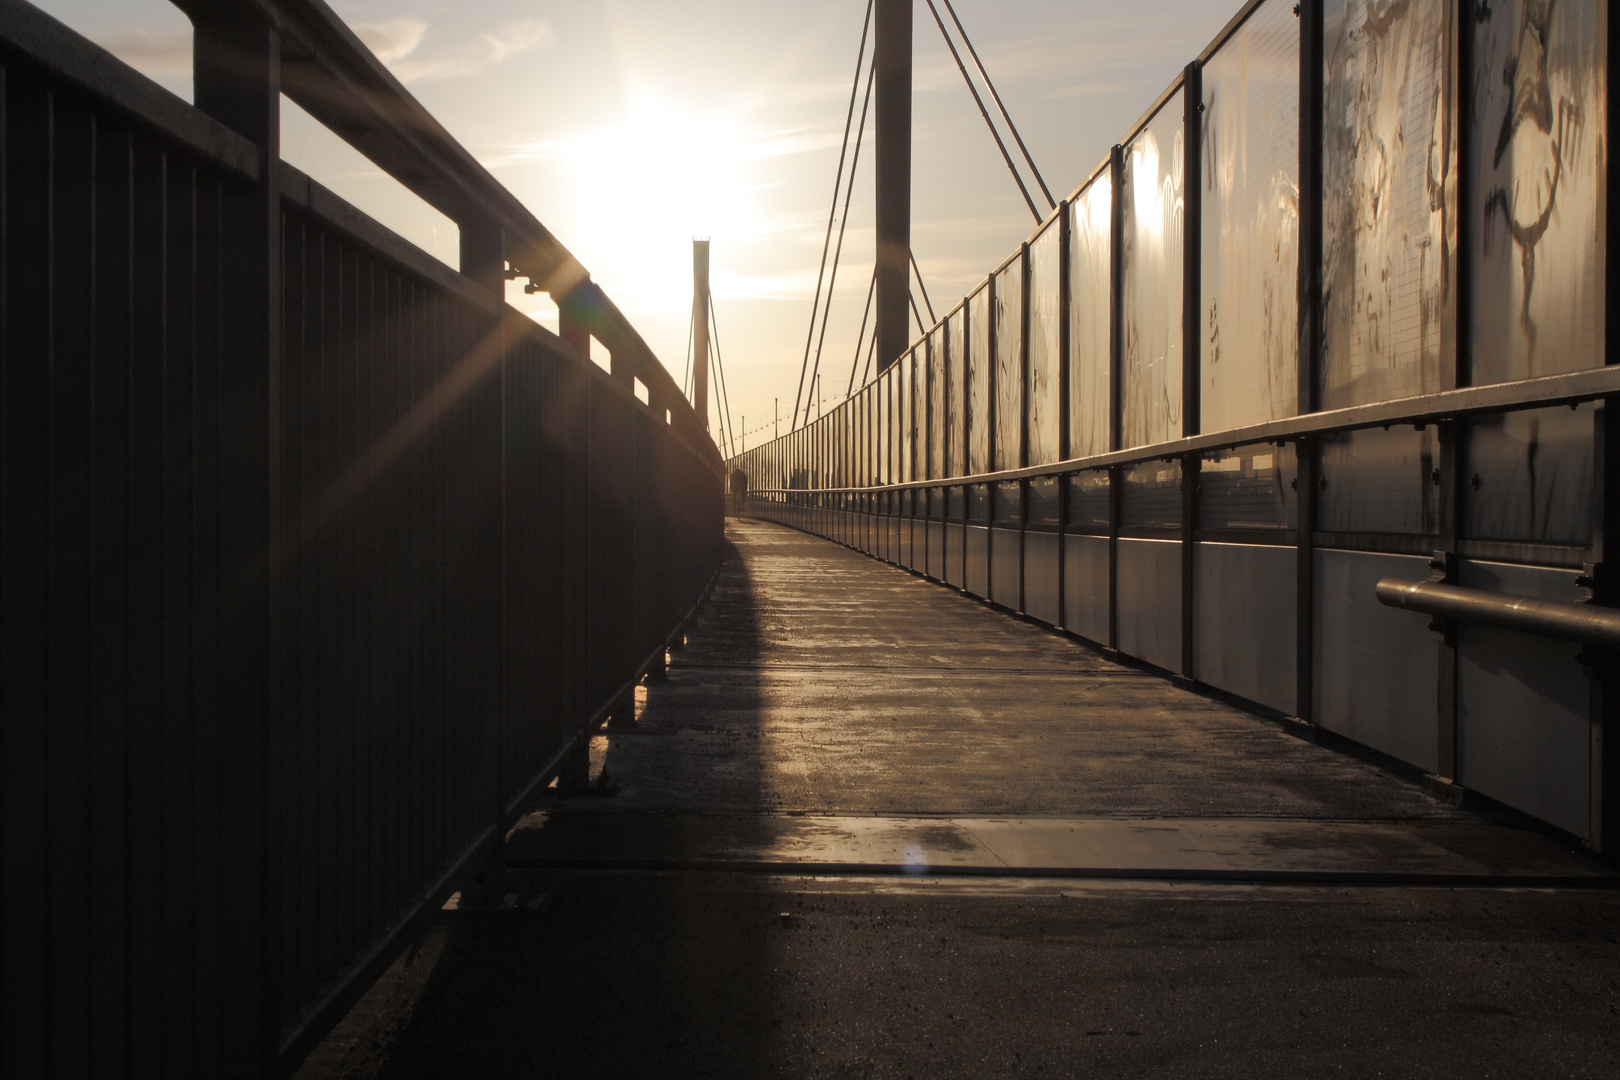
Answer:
top-left (170, 0), bottom-right (712, 461)
top-left (1376, 578), bottom-right (1620, 651)
top-left (739, 364), bottom-right (1620, 494)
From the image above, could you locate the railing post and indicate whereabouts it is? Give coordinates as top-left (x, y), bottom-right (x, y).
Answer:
top-left (189, 8), bottom-right (282, 1071)
top-left (557, 280), bottom-right (593, 358)
top-left (1599, 2), bottom-right (1620, 854)
top-left (1107, 143), bottom-right (1125, 652)
top-left (459, 216), bottom-right (506, 298)
top-left (1181, 60), bottom-right (1203, 683)
top-left (1295, 0), bottom-right (1324, 726)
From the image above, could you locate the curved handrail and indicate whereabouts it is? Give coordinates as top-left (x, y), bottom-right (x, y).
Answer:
top-left (173, 0), bottom-right (714, 461)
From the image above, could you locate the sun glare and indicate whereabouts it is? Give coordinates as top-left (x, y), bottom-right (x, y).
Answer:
top-left (519, 95), bottom-right (776, 314)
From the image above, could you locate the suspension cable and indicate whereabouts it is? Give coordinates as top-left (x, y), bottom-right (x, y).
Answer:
top-left (846, 266), bottom-right (877, 397)
top-left (792, 0), bottom-right (875, 431)
top-left (710, 301), bottom-right (739, 459)
top-left (922, 0), bottom-right (1040, 223)
top-left (909, 290), bottom-right (927, 339)
top-left (859, 325), bottom-right (878, 386)
top-left (909, 249), bottom-right (937, 325)
top-left (941, 0), bottom-right (1056, 211)
top-left (682, 301), bottom-right (695, 398)
top-left (800, 55), bottom-right (876, 431)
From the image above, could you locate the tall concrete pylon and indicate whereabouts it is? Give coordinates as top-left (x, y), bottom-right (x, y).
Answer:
top-left (693, 239), bottom-right (711, 433)
top-left (874, 0), bottom-right (912, 373)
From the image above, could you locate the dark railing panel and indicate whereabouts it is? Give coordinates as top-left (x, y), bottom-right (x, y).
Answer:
top-left (2, 2), bottom-right (724, 1076)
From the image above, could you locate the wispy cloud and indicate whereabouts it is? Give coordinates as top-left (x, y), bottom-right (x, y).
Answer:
top-left (90, 17), bottom-right (552, 87)
top-left (352, 19), bottom-right (430, 64)
top-left (383, 20), bottom-right (554, 84)
top-left (92, 27), bottom-right (190, 75)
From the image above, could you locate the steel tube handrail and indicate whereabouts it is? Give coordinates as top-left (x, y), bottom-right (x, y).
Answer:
top-left (738, 364), bottom-right (1620, 493)
top-left (171, 0), bottom-right (710, 458)
top-left (1375, 579), bottom-right (1620, 651)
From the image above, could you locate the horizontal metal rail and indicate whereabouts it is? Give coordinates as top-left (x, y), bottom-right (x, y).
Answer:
top-left (745, 365), bottom-right (1620, 495)
top-left (168, 0), bottom-right (712, 456)
top-left (1376, 579), bottom-right (1620, 651)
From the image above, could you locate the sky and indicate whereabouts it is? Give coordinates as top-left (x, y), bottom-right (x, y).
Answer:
top-left (36, 0), bottom-right (1237, 452)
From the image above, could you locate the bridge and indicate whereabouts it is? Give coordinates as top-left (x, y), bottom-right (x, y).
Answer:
top-left (1, 0), bottom-right (1617, 1077)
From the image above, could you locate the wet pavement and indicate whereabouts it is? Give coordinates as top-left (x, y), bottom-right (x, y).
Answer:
top-left (296, 519), bottom-right (1620, 1079)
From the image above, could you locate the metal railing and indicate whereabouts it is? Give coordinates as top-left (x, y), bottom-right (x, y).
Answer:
top-left (728, 0), bottom-right (1617, 852)
top-left (0, 1), bottom-right (724, 1076)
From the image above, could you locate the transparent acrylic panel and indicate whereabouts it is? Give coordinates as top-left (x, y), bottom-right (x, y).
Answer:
top-left (1319, 426), bottom-right (1440, 534)
top-left (1199, 443), bottom-right (1298, 529)
top-left (898, 353), bottom-right (913, 484)
top-left (835, 409), bottom-right (846, 487)
top-left (1321, 0), bottom-right (1457, 407)
top-left (1464, 404), bottom-right (1593, 545)
top-left (929, 327), bottom-right (946, 479)
top-left (1201, 0), bottom-right (1300, 431)
top-left (967, 484), bottom-right (991, 526)
top-left (993, 481), bottom-right (1022, 526)
top-left (947, 308), bottom-right (966, 477)
top-left (1027, 223), bottom-right (1063, 466)
top-left (1027, 476), bottom-right (1061, 532)
top-left (1122, 89), bottom-right (1186, 447)
top-left (1469, 0), bottom-right (1606, 385)
top-left (1067, 469), bottom-right (1112, 531)
top-left (994, 260), bottom-right (1025, 471)
top-left (1121, 459), bottom-right (1183, 529)
top-left (878, 369), bottom-right (891, 486)
top-left (858, 387), bottom-right (869, 487)
top-left (1069, 176), bottom-right (1114, 457)
top-left (968, 286), bottom-right (992, 475)
top-left (857, 390), bottom-right (868, 486)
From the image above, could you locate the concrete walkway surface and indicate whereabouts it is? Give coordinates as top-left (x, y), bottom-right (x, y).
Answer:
top-left (296, 520), bottom-right (1620, 1080)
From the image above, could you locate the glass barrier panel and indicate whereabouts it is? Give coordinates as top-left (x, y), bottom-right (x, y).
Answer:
top-left (898, 353), bottom-right (913, 484)
top-left (878, 370), bottom-right (891, 486)
top-left (1120, 459), bottom-right (1182, 529)
top-left (993, 480), bottom-right (1022, 526)
top-left (947, 484), bottom-right (966, 522)
top-left (1318, 426), bottom-right (1440, 534)
top-left (1321, 0), bottom-right (1456, 407)
top-left (905, 349), bottom-right (917, 482)
top-left (1199, 443), bottom-right (1298, 529)
top-left (968, 287), bottom-right (992, 474)
top-left (1122, 89), bottom-right (1185, 447)
top-left (1027, 223), bottom-right (1063, 466)
top-left (1066, 469), bottom-right (1112, 531)
top-left (857, 390), bottom-right (868, 486)
top-left (1464, 404), bottom-right (1594, 545)
top-left (1027, 476), bottom-right (1061, 532)
top-left (995, 259), bottom-right (1025, 470)
top-left (1069, 176), bottom-right (1113, 458)
top-left (967, 483), bottom-right (991, 526)
top-left (1200, 0), bottom-right (1300, 432)
top-left (1469, 0), bottom-right (1606, 385)
top-left (929, 326), bottom-right (946, 479)
top-left (947, 307), bottom-right (966, 477)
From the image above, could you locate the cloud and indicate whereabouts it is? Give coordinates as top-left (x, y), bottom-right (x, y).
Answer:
top-left (352, 19), bottom-right (430, 64)
top-left (387, 20), bottom-right (554, 84)
top-left (92, 27), bottom-right (191, 75)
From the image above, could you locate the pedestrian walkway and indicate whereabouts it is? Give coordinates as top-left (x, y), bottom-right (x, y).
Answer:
top-left (517, 519), bottom-right (1593, 884)
top-left (297, 520), bottom-right (1620, 1080)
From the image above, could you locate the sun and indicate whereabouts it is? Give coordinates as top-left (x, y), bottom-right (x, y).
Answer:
top-left (519, 93), bottom-right (773, 315)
